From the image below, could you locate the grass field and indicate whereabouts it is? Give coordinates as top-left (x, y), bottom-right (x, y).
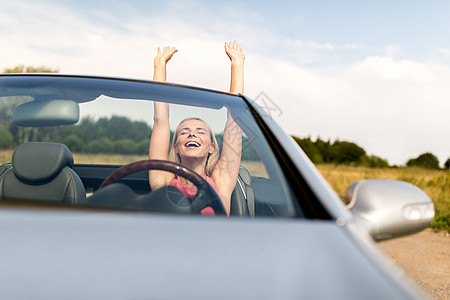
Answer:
top-left (1, 150), bottom-right (448, 231)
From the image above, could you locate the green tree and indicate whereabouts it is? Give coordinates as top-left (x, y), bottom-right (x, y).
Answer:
top-left (444, 158), bottom-right (450, 170)
top-left (292, 136), bottom-right (324, 164)
top-left (114, 139), bottom-right (137, 154)
top-left (360, 155), bottom-right (389, 168)
top-left (89, 137), bottom-right (114, 153)
top-left (135, 139), bottom-right (150, 155)
top-left (315, 138), bottom-right (332, 163)
top-left (332, 141), bottom-right (366, 164)
top-left (2, 65), bottom-right (59, 73)
top-left (62, 135), bottom-right (85, 152)
top-left (407, 152), bottom-right (440, 169)
top-left (0, 127), bottom-right (13, 148)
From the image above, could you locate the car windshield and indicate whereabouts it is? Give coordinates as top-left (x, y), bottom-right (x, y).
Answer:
top-left (0, 75), bottom-right (299, 218)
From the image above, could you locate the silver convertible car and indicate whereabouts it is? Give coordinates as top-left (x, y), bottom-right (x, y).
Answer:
top-left (0, 74), bottom-right (435, 299)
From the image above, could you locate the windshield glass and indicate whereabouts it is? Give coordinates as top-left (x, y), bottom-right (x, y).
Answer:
top-left (0, 75), bottom-right (298, 218)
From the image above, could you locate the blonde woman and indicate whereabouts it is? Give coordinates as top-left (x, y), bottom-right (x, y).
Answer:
top-left (148, 41), bottom-right (245, 215)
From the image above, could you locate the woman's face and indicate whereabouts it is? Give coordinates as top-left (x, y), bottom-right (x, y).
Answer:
top-left (174, 119), bottom-right (214, 160)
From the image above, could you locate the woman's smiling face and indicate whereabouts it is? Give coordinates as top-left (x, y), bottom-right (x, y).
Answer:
top-left (174, 119), bottom-right (214, 160)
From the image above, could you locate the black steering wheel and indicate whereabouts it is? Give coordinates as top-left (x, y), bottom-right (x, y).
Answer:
top-left (98, 159), bottom-right (227, 215)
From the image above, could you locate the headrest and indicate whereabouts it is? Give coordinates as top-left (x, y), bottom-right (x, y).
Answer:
top-left (12, 142), bottom-right (74, 182)
top-left (238, 166), bottom-right (252, 185)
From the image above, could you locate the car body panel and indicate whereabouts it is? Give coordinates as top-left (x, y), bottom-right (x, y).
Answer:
top-left (0, 207), bottom-right (426, 300)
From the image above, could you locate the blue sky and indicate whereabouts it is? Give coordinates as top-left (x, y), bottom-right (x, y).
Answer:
top-left (1, 0), bottom-right (449, 166)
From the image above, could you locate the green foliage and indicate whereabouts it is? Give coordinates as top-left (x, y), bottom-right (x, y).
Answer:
top-left (360, 155), bottom-right (389, 168)
top-left (431, 207), bottom-right (449, 231)
top-left (292, 136), bottom-right (323, 164)
top-left (135, 140), bottom-right (150, 155)
top-left (333, 141), bottom-right (366, 164)
top-left (445, 158), bottom-right (450, 170)
top-left (89, 137), bottom-right (114, 153)
top-left (2, 65), bottom-right (59, 74)
top-left (407, 152), bottom-right (440, 170)
top-left (0, 127), bottom-right (13, 148)
top-left (114, 139), bottom-right (138, 154)
top-left (292, 136), bottom-right (370, 166)
top-left (96, 116), bottom-right (150, 143)
top-left (241, 140), bottom-right (260, 161)
top-left (62, 135), bottom-right (84, 152)
top-left (216, 134), bottom-right (260, 161)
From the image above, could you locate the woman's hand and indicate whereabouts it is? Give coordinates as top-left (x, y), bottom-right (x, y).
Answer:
top-left (153, 46), bottom-right (177, 82)
top-left (225, 41), bottom-right (244, 94)
top-left (154, 46), bottom-right (178, 67)
top-left (225, 41), bottom-right (245, 64)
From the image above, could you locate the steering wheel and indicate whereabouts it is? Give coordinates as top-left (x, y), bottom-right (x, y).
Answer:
top-left (98, 159), bottom-right (227, 215)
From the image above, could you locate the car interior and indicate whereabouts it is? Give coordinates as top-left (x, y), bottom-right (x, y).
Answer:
top-left (0, 141), bottom-right (288, 217)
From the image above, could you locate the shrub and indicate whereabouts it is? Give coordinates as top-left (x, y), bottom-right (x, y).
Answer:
top-left (89, 137), bottom-right (114, 153)
top-left (62, 135), bottom-right (84, 152)
top-left (407, 152), bottom-right (440, 169)
top-left (292, 136), bottom-right (324, 164)
top-left (360, 155), bottom-right (389, 168)
top-left (333, 141), bottom-right (366, 164)
top-left (114, 139), bottom-right (137, 154)
top-left (135, 140), bottom-right (149, 155)
top-left (0, 127), bottom-right (13, 148)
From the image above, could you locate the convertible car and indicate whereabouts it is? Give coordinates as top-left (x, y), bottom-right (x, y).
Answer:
top-left (0, 74), bottom-right (435, 299)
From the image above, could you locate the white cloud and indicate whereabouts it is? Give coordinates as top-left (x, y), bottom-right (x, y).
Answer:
top-left (294, 40), bottom-right (336, 51)
top-left (385, 44), bottom-right (401, 57)
top-left (293, 40), bottom-right (363, 51)
top-left (437, 48), bottom-right (450, 60)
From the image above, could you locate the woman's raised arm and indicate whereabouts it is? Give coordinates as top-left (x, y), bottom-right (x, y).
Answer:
top-left (212, 41), bottom-right (245, 212)
top-left (149, 46), bottom-right (178, 190)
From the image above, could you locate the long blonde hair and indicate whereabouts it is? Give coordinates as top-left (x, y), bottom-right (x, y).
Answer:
top-left (169, 118), bottom-right (220, 176)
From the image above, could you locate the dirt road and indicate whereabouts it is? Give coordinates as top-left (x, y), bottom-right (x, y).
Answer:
top-left (378, 229), bottom-right (450, 300)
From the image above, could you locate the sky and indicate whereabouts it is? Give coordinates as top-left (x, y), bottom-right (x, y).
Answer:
top-left (1, 0), bottom-right (449, 166)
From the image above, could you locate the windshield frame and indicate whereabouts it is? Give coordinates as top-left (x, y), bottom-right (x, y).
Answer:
top-left (0, 74), bottom-right (303, 218)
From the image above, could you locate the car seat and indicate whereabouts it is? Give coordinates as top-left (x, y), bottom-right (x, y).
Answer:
top-left (230, 166), bottom-right (255, 217)
top-left (0, 142), bottom-right (86, 204)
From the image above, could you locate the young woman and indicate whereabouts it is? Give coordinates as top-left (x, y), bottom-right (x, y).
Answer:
top-left (148, 41), bottom-right (245, 215)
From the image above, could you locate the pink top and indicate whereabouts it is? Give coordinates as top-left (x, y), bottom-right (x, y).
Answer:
top-left (169, 176), bottom-right (228, 216)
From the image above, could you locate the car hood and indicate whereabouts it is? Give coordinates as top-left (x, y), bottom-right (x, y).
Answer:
top-left (0, 208), bottom-right (426, 300)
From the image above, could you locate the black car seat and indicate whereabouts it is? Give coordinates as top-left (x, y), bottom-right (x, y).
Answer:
top-left (230, 166), bottom-right (255, 217)
top-left (0, 142), bottom-right (86, 204)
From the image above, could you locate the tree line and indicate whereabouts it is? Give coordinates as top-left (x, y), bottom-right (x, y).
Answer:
top-left (0, 112), bottom-right (447, 168)
top-left (0, 114), bottom-right (260, 160)
top-left (292, 136), bottom-right (448, 170)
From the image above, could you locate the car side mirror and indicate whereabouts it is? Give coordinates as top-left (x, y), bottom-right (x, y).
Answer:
top-left (346, 180), bottom-right (434, 241)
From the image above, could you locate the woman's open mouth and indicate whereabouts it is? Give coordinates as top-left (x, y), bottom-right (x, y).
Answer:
top-left (185, 141), bottom-right (200, 148)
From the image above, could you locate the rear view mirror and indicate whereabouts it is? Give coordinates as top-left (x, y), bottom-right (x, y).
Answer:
top-left (346, 180), bottom-right (434, 241)
top-left (11, 100), bottom-right (79, 127)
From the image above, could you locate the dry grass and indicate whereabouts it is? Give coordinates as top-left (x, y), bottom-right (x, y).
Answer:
top-left (72, 153), bottom-right (269, 177)
top-left (0, 149), bottom-right (13, 165)
top-left (73, 153), bottom-right (147, 165)
top-left (1, 150), bottom-right (268, 177)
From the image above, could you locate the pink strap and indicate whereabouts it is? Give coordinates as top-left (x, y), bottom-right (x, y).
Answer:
top-left (169, 177), bottom-right (227, 216)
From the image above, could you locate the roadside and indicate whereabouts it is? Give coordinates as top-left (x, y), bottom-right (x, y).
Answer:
top-left (378, 229), bottom-right (450, 300)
